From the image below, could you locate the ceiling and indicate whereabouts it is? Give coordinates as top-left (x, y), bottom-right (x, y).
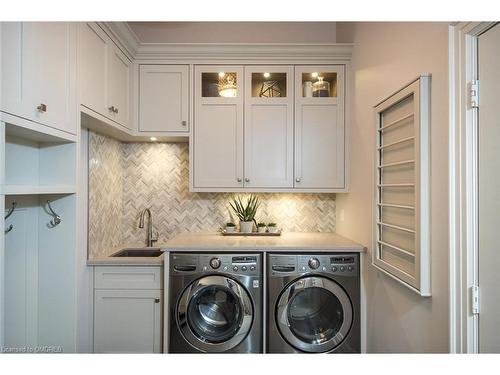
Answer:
top-left (127, 22), bottom-right (337, 44)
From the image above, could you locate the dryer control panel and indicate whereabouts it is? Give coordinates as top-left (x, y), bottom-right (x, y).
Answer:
top-left (171, 253), bottom-right (261, 276)
top-left (269, 253), bottom-right (359, 277)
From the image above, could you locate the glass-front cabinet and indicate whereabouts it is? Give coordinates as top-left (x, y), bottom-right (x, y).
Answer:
top-left (244, 66), bottom-right (294, 189)
top-left (294, 65), bottom-right (345, 190)
top-left (193, 66), bottom-right (244, 189)
top-left (191, 64), bottom-right (347, 192)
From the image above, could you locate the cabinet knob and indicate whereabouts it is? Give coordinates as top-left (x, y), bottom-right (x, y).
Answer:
top-left (295, 178), bottom-right (301, 183)
top-left (154, 298), bottom-right (160, 303)
top-left (37, 103), bottom-right (47, 113)
top-left (245, 178), bottom-right (250, 183)
top-left (181, 120), bottom-right (187, 126)
top-left (237, 178), bottom-right (242, 182)
top-left (108, 106), bottom-right (116, 113)
top-left (114, 107), bottom-right (119, 114)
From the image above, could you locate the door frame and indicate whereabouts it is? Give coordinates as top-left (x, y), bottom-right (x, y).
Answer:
top-left (449, 21), bottom-right (497, 353)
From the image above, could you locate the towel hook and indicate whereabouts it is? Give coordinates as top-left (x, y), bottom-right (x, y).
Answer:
top-left (5, 202), bottom-right (17, 234)
top-left (46, 200), bottom-right (61, 228)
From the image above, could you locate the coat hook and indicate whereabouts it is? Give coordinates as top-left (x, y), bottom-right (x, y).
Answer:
top-left (5, 202), bottom-right (17, 234)
top-left (46, 200), bottom-right (61, 228)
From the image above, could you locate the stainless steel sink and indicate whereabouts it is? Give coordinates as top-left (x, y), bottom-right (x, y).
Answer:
top-left (111, 248), bottom-right (163, 257)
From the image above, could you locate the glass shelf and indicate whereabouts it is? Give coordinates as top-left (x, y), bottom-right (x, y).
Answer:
top-left (301, 72), bottom-right (337, 98)
top-left (202, 71), bottom-right (238, 97)
top-left (251, 72), bottom-right (287, 98)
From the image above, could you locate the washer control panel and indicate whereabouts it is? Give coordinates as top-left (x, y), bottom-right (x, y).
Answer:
top-left (171, 253), bottom-right (260, 276)
top-left (269, 253), bottom-right (359, 277)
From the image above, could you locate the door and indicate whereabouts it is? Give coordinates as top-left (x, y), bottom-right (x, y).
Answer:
top-left (193, 65), bottom-right (244, 188)
top-left (139, 65), bottom-right (189, 133)
top-left (79, 22), bottom-right (108, 117)
top-left (94, 289), bottom-right (162, 353)
top-left (275, 276), bottom-right (352, 353)
top-left (244, 66), bottom-right (293, 188)
top-left (1, 22), bottom-right (76, 134)
top-left (107, 45), bottom-right (131, 129)
top-left (294, 65), bottom-right (345, 189)
top-left (477, 23), bottom-right (500, 353)
top-left (176, 275), bottom-right (253, 353)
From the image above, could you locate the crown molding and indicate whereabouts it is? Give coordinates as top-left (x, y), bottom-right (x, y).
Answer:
top-left (101, 22), bottom-right (141, 58)
top-left (102, 22), bottom-right (353, 63)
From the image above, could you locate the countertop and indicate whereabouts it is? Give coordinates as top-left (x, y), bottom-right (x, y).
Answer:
top-left (87, 232), bottom-right (365, 266)
top-left (163, 232), bottom-right (366, 252)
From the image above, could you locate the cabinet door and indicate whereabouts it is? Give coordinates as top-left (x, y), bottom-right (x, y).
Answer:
top-left (79, 22), bottom-right (108, 116)
top-left (139, 65), bottom-right (189, 133)
top-left (244, 66), bottom-right (293, 188)
top-left (295, 65), bottom-right (345, 189)
top-left (1, 22), bottom-right (77, 134)
top-left (193, 66), bottom-right (244, 188)
top-left (107, 45), bottom-right (131, 129)
top-left (94, 289), bottom-right (162, 353)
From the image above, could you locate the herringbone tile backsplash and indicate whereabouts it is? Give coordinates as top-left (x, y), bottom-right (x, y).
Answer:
top-left (88, 131), bottom-right (336, 258)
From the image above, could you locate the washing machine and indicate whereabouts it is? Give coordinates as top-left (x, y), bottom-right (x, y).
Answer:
top-left (169, 253), bottom-right (262, 353)
top-left (267, 253), bottom-right (360, 353)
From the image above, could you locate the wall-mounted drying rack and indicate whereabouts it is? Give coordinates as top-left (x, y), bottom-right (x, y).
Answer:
top-left (5, 201), bottom-right (17, 234)
top-left (46, 200), bottom-right (61, 228)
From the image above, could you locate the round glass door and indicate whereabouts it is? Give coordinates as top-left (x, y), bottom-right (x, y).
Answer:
top-left (177, 275), bottom-right (253, 352)
top-left (187, 285), bottom-right (243, 343)
top-left (276, 276), bottom-right (352, 353)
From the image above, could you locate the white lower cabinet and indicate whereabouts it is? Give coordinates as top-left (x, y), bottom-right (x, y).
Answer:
top-left (93, 266), bottom-right (163, 353)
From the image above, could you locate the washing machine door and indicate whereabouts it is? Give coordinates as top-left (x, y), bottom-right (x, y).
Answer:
top-left (276, 276), bottom-right (353, 353)
top-left (177, 275), bottom-right (253, 352)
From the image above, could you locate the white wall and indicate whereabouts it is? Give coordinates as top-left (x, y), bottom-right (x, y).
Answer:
top-left (128, 22), bottom-right (336, 44)
top-left (336, 22), bottom-right (449, 352)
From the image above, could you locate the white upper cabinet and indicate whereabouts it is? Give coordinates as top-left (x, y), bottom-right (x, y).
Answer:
top-left (1, 22), bottom-right (77, 135)
top-left (139, 65), bottom-right (189, 133)
top-left (107, 45), bottom-right (131, 127)
top-left (244, 66), bottom-right (293, 188)
top-left (78, 22), bottom-right (132, 130)
top-left (79, 22), bottom-right (108, 117)
top-left (192, 65), bottom-right (244, 189)
top-left (294, 65), bottom-right (346, 190)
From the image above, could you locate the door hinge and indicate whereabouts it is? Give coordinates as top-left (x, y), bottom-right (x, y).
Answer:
top-left (469, 80), bottom-right (479, 109)
top-left (471, 285), bottom-right (480, 315)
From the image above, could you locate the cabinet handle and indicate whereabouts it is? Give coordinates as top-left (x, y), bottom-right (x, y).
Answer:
top-left (245, 178), bottom-right (250, 183)
top-left (114, 107), bottom-right (119, 114)
top-left (181, 120), bottom-right (187, 126)
top-left (108, 106), bottom-right (116, 113)
top-left (295, 178), bottom-right (301, 183)
top-left (154, 298), bottom-right (160, 303)
top-left (237, 178), bottom-right (242, 182)
top-left (37, 103), bottom-right (47, 113)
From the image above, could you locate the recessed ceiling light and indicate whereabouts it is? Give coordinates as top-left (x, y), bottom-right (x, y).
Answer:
top-left (311, 72), bottom-right (319, 78)
top-left (150, 137), bottom-right (157, 141)
top-left (263, 72), bottom-right (271, 78)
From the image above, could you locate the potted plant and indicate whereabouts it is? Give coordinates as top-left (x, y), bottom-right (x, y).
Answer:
top-left (229, 195), bottom-right (260, 233)
top-left (225, 222), bottom-right (236, 233)
top-left (267, 222), bottom-right (278, 233)
top-left (257, 222), bottom-right (267, 233)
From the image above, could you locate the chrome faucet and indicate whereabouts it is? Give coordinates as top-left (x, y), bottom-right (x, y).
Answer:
top-left (139, 208), bottom-right (159, 247)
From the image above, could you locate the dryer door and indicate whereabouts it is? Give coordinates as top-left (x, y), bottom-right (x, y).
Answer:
top-left (177, 275), bottom-right (253, 352)
top-left (276, 276), bottom-right (353, 353)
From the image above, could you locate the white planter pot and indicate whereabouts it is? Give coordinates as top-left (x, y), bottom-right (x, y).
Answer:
top-left (239, 221), bottom-right (254, 233)
top-left (225, 226), bottom-right (235, 233)
top-left (268, 226), bottom-right (278, 233)
top-left (258, 226), bottom-right (267, 233)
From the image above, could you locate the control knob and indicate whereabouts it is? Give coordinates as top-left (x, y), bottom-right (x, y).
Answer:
top-left (209, 258), bottom-right (221, 269)
top-left (308, 257), bottom-right (320, 269)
